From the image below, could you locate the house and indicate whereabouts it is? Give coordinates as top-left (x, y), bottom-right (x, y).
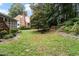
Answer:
top-left (0, 12), bottom-right (17, 32)
top-left (14, 13), bottom-right (30, 28)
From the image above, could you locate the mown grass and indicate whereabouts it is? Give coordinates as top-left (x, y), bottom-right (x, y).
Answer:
top-left (0, 30), bottom-right (79, 56)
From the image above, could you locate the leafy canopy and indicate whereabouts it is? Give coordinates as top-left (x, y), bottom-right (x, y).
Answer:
top-left (8, 3), bottom-right (25, 18)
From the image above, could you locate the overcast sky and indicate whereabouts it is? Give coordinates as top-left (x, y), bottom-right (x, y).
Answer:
top-left (0, 3), bottom-right (32, 16)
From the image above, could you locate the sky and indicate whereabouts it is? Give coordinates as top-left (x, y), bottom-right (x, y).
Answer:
top-left (0, 3), bottom-right (32, 16)
top-left (0, 0), bottom-right (78, 3)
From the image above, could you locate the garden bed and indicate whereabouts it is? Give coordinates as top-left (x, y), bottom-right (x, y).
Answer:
top-left (0, 29), bottom-right (20, 42)
top-left (0, 33), bottom-right (20, 43)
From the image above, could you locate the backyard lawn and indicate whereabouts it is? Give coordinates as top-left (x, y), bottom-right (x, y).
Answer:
top-left (0, 30), bottom-right (79, 56)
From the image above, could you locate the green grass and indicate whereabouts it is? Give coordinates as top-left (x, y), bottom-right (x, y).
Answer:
top-left (0, 30), bottom-right (79, 56)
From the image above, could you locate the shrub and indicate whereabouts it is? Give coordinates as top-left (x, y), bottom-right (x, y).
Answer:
top-left (70, 22), bottom-right (79, 33)
top-left (63, 26), bottom-right (72, 33)
top-left (10, 29), bottom-right (18, 33)
top-left (19, 27), bottom-right (30, 30)
top-left (63, 17), bottom-right (79, 26)
top-left (63, 17), bottom-right (79, 34)
top-left (3, 33), bottom-right (14, 39)
top-left (63, 20), bottom-right (73, 26)
top-left (0, 30), bottom-right (8, 38)
top-left (0, 29), bottom-right (18, 39)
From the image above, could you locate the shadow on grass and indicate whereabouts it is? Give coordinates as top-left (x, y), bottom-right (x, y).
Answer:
top-left (0, 54), bottom-right (7, 56)
top-left (31, 29), bottom-right (50, 34)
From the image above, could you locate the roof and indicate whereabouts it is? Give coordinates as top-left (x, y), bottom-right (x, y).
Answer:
top-left (0, 12), bottom-right (17, 21)
top-left (14, 15), bottom-right (30, 20)
top-left (14, 15), bottom-right (22, 21)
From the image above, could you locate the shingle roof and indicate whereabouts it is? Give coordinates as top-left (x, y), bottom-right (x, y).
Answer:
top-left (14, 15), bottom-right (22, 21)
top-left (0, 12), bottom-right (17, 21)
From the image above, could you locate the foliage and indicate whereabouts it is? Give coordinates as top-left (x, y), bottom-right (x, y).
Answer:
top-left (70, 22), bottom-right (79, 33)
top-left (0, 30), bottom-right (8, 38)
top-left (8, 3), bottom-right (25, 18)
top-left (31, 3), bottom-right (76, 31)
top-left (63, 26), bottom-right (72, 33)
top-left (19, 26), bottom-right (31, 30)
top-left (31, 4), bottom-right (50, 31)
top-left (3, 33), bottom-right (15, 39)
top-left (63, 20), bottom-right (73, 26)
top-left (0, 29), bottom-right (18, 39)
top-left (63, 17), bottom-right (79, 34)
top-left (10, 29), bottom-right (18, 34)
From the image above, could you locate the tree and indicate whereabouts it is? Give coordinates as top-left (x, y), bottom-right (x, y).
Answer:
top-left (45, 3), bottom-right (76, 26)
top-left (8, 3), bottom-right (25, 18)
top-left (31, 4), bottom-right (50, 31)
top-left (30, 3), bottom-right (77, 32)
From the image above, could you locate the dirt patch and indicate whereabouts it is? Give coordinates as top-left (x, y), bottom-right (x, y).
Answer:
top-left (36, 45), bottom-right (48, 53)
top-left (58, 32), bottom-right (79, 39)
top-left (32, 35), bottom-right (44, 41)
top-left (0, 39), bottom-right (4, 42)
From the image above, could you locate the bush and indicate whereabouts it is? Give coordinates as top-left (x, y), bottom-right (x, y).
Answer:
top-left (3, 33), bottom-right (14, 39)
top-left (19, 27), bottom-right (31, 30)
top-left (0, 29), bottom-right (18, 39)
top-left (0, 30), bottom-right (8, 38)
top-left (63, 17), bottom-right (79, 34)
top-left (70, 22), bottom-right (79, 33)
top-left (10, 29), bottom-right (18, 33)
top-left (31, 18), bottom-right (50, 32)
top-left (63, 17), bottom-right (79, 26)
top-left (63, 20), bottom-right (73, 26)
top-left (63, 26), bottom-right (72, 33)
